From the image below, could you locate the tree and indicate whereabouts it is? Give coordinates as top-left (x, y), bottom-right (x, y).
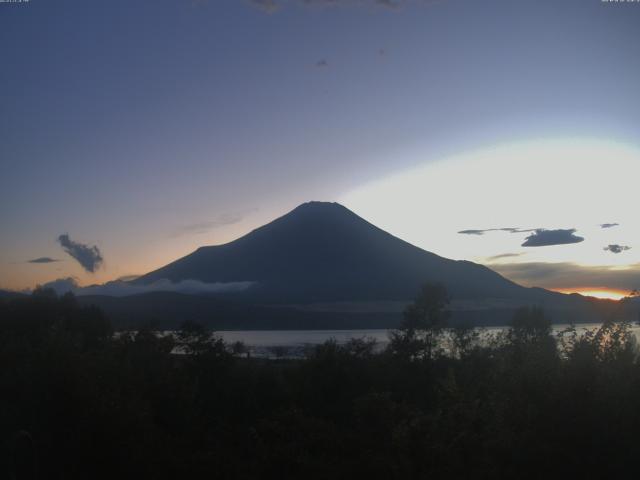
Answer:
top-left (389, 283), bottom-right (450, 360)
top-left (230, 340), bottom-right (249, 357)
top-left (176, 320), bottom-right (226, 357)
top-left (505, 306), bottom-right (557, 366)
top-left (449, 322), bottom-right (480, 359)
top-left (563, 319), bottom-right (637, 365)
top-left (508, 306), bottom-right (552, 345)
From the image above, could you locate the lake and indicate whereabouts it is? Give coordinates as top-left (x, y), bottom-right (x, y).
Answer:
top-left (217, 323), bottom-right (640, 357)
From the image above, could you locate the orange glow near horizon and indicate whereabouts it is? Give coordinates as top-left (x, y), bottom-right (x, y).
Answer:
top-left (552, 288), bottom-right (630, 301)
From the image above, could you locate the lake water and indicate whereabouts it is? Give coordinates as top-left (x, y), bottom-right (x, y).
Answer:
top-left (217, 323), bottom-right (640, 357)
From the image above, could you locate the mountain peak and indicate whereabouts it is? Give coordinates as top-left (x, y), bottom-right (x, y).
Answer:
top-left (289, 201), bottom-right (350, 215)
top-left (137, 200), bottom-right (530, 303)
top-left (250, 200), bottom-right (368, 238)
top-left (296, 200), bottom-right (341, 208)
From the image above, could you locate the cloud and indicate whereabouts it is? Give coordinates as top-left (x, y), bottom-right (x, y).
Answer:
top-left (486, 252), bottom-right (525, 261)
top-left (57, 234), bottom-right (104, 273)
top-left (375, 0), bottom-right (403, 8)
top-left (249, 0), bottom-right (279, 13)
top-left (604, 244), bottom-right (631, 254)
top-left (521, 229), bottom-right (584, 247)
top-left (460, 226), bottom-right (585, 247)
top-left (458, 227), bottom-right (534, 236)
top-left (488, 261), bottom-right (640, 292)
top-left (116, 274), bottom-right (141, 282)
top-left (172, 212), bottom-right (249, 238)
top-left (248, 0), bottom-right (437, 13)
top-left (28, 257), bottom-right (60, 264)
top-left (600, 223), bottom-right (619, 229)
top-left (37, 277), bottom-right (255, 297)
top-left (315, 59), bottom-right (329, 68)
top-left (35, 277), bottom-right (80, 295)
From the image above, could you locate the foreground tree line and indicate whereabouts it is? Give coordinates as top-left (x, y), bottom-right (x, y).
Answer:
top-left (1, 285), bottom-right (639, 479)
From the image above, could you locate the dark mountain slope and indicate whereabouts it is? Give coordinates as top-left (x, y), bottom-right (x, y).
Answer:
top-left (136, 202), bottom-right (550, 303)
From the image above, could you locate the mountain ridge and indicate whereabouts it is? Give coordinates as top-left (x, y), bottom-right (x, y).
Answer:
top-left (135, 201), bottom-right (555, 304)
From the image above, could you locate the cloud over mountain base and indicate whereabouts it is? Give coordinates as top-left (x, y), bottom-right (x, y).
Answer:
top-left (36, 278), bottom-right (254, 297)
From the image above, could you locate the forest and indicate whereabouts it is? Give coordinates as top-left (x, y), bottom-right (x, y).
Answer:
top-left (1, 285), bottom-right (639, 479)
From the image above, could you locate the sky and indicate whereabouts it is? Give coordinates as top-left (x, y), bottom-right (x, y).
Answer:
top-left (1, 0), bottom-right (639, 298)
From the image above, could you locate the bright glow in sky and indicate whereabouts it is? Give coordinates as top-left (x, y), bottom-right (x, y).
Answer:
top-left (341, 138), bottom-right (640, 296)
top-left (552, 288), bottom-right (629, 301)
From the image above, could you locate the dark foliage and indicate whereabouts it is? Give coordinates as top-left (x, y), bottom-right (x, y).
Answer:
top-left (1, 288), bottom-right (639, 479)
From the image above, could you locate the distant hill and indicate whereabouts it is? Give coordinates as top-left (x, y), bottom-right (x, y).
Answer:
top-left (77, 292), bottom-right (400, 330)
top-left (78, 291), bottom-right (621, 330)
top-left (0, 290), bottom-right (27, 300)
top-left (110, 201), bottom-right (624, 328)
top-left (137, 201), bottom-right (550, 303)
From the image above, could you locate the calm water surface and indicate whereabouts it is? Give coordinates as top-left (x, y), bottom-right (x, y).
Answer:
top-left (218, 323), bottom-right (640, 357)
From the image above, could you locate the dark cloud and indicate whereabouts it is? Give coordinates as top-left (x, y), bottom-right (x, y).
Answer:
top-left (315, 59), bottom-right (329, 68)
top-left (521, 229), bottom-right (584, 247)
top-left (57, 234), bottom-right (104, 273)
top-left (172, 211), bottom-right (252, 237)
top-left (458, 227), bottom-right (534, 236)
top-left (461, 226), bottom-right (586, 247)
top-left (28, 257), bottom-right (60, 264)
top-left (600, 223), bottom-right (619, 229)
top-left (488, 261), bottom-right (640, 293)
top-left (604, 244), bottom-right (631, 254)
top-left (505, 228), bottom-right (536, 234)
top-left (486, 252), bottom-right (525, 261)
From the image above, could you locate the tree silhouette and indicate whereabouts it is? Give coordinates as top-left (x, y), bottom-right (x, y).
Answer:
top-left (389, 282), bottom-right (450, 360)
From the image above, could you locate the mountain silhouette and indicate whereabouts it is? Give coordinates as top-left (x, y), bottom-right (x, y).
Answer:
top-left (136, 201), bottom-right (549, 303)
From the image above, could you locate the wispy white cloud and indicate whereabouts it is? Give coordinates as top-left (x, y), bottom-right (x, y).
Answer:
top-left (35, 277), bottom-right (254, 297)
top-left (171, 209), bottom-right (256, 238)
